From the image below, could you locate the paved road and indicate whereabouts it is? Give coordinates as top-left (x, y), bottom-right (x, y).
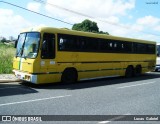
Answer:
top-left (0, 72), bottom-right (160, 124)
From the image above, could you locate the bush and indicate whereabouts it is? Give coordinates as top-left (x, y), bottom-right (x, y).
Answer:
top-left (0, 43), bottom-right (16, 74)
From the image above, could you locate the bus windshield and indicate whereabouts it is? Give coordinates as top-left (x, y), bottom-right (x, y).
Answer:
top-left (16, 32), bottom-right (40, 59)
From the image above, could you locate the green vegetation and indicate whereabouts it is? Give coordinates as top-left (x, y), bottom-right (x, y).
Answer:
top-left (72, 19), bottom-right (109, 35)
top-left (0, 43), bottom-right (16, 74)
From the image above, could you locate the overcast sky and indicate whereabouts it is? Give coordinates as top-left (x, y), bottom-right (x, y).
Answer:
top-left (0, 0), bottom-right (160, 42)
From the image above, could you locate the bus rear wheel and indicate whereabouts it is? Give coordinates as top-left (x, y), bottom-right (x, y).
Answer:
top-left (125, 66), bottom-right (134, 78)
top-left (61, 68), bottom-right (78, 84)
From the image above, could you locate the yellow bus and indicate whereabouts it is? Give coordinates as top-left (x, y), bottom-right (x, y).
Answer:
top-left (13, 27), bottom-right (156, 84)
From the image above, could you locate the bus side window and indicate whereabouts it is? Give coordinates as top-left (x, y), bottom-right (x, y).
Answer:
top-left (41, 33), bottom-right (55, 59)
top-left (59, 38), bottom-right (65, 50)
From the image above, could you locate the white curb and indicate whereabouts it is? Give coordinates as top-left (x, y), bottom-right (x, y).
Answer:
top-left (0, 79), bottom-right (21, 83)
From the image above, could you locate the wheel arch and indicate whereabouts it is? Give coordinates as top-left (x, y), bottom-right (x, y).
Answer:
top-left (61, 67), bottom-right (78, 83)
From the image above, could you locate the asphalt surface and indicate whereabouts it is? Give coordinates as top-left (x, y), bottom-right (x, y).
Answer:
top-left (0, 72), bottom-right (160, 124)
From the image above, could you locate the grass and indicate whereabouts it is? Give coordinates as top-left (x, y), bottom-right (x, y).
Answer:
top-left (0, 43), bottom-right (16, 74)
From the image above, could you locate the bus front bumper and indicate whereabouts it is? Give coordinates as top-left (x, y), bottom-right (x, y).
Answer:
top-left (13, 70), bottom-right (37, 84)
top-left (155, 65), bottom-right (160, 72)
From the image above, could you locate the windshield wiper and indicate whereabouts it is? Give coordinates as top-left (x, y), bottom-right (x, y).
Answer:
top-left (23, 55), bottom-right (27, 59)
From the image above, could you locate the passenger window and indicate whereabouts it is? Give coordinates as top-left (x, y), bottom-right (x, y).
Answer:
top-left (41, 33), bottom-right (55, 59)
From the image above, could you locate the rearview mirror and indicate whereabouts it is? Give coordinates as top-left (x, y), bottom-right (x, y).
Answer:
top-left (14, 40), bottom-right (18, 48)
top-left (14, 35), bottom-right (19, 48)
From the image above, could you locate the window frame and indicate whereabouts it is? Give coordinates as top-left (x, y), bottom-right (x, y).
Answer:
top-left (41, 33), bottom-right (56, 59)
top-left (57, 33), bottom-right (156, 54)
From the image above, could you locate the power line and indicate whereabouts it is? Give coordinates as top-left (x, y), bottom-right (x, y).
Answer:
top-left (1, 0), bottom-right (160, 38)
top-left (33, 0), bottom-right (93, 19)
top-left (33, 0), bottom-right (121, 26)
top-left (33, 0), bottom-right (160, 37)
top-left (0, 1), bottom-right (74, 26)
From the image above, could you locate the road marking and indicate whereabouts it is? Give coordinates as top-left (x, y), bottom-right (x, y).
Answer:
top-left (0, 95), bottom-right (71, 107)
top-left (99, 120), bottom-right (111, 124)
top-left (117, 81), bottom-right (156, 89)
top-left (98, 113), bottom-right (131, 124)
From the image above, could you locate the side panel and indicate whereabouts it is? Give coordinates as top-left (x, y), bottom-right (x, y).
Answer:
top-left (13, 52), bottom-right (156, 84)
top-left (55, 51), bottom-right (156, 81)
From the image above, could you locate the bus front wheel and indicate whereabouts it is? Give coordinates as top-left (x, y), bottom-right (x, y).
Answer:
top-left (134, 65), bottom-right (142, 76)
top-left (61, 68), bottom-right (78, 84)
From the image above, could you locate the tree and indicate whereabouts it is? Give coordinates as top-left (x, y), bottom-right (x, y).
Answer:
top-left (99, 31), bottom-right (109, 35)
top-left (72, 19), bottom-right (99, 33)
top-left (0, 37), bottom-right (7, 43)
top-left (72, 19), bottom-right (109, 35)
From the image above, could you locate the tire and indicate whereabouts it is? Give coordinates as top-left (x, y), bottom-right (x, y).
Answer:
top-left (125, 66), bottom-right (134, 78)
top-left (155, 69), bottom-right (158, 72)
top-left (134, 65), bottom-right (142, 76)
top-left (61, 68), bottom-right (78, 84)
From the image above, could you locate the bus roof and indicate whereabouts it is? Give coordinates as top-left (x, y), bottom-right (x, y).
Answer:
top-left (21, 26), bottom-right (156, 44)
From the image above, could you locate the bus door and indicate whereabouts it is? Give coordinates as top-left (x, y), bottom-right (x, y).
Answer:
top-left (40, 33), bottom-right (56, 73)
